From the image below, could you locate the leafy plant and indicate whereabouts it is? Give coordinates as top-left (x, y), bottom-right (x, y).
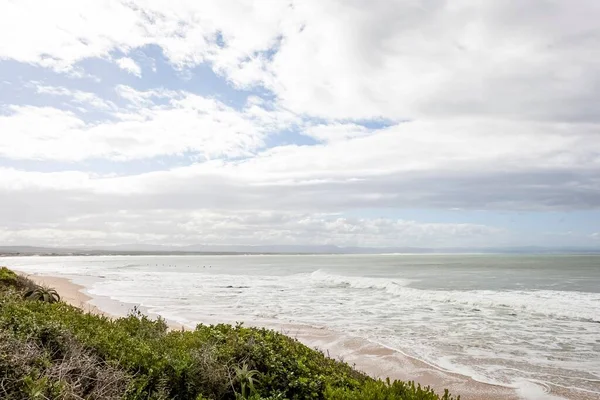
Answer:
top-left (24, 286), bottom-right (61, 303)
top-left (22, 376), bottom-right (49, 400)
top-left (234, 362), bottom-right (261, 399)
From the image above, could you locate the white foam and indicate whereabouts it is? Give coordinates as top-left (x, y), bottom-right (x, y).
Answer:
top-left (514, 379), bottom-right (567, 400)
top-left (309, 270), bottom-right (600, 322)
top-left (309, 269), bottom-right (413, 292)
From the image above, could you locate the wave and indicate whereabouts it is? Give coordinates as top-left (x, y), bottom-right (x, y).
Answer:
top-left (308, 269), bottom-right (413, 292)
top-left (307, 270), bottom-right (600, 322)
top-left (416, 289), bottom-right (600, 322)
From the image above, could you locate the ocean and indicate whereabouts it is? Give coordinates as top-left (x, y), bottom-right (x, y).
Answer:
top-left (6, 254), bottom-right (600, 398)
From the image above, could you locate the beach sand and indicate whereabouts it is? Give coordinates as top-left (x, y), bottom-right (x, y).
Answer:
top-left (24, 274), bottom-right (106, 316)
top-left (18, 272), bottom-right (539, 400)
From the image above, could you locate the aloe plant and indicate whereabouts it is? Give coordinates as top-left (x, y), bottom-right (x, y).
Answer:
top-left (24, 285), bottom-right (61, 303)
top-left (234, 362), bottom-right (260, 399)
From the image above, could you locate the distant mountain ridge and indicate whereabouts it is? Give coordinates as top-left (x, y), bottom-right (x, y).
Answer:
top-left (1, 244), bottom-right (599, 256)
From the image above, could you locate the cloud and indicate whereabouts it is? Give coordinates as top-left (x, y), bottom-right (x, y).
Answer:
top-left (303, 123), bottom-right (374, 143)
top-left (0, 109), bottom-right (598, 246)
top-left (0, 113), bottom-right (599, 211)
top-left (115, 84), bottom-right (178, 107)
top-left (115, 57), bottom-right (142, 77)
top-left (0, 87), bottom-right (297, 161)
top-left (1, 1), bottom-right (599, 247)
top-left (0, 124), bottom-right (598, 216)
top-left (0, 0), bottom-right (284, 71)
top-left (2, 1), bottom-right (598, 122)
top-left (35, 84), bottom-right (116, 111)
top-left (260, 1), bottom-right (600, 122)
top-left (0, 207), bottom-right (503, 248)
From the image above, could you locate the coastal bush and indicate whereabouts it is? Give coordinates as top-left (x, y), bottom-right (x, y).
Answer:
top-left (0, 268), bottom-right (458, 400)
top-left (0, 328), bottom-right (131, 399)
top-left (0, 266), bottom-right (36, 292)
top-left (325, 379), bottom-right (456, 400)
top-left (0, 266), bottom-right (18, 284)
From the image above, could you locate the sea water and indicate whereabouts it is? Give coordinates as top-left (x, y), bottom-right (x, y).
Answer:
top-left (7, 254), bottom-right (600, 398)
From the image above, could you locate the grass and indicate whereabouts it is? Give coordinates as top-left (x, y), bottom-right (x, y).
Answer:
top-left (0, 267), bottom-right (459, 400)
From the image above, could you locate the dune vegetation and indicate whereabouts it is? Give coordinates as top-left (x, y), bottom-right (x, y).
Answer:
top-left (0, 267), bottom-right (458, 400)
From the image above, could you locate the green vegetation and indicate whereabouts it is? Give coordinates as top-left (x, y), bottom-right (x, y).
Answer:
top-left (0, 266), bottom-right (36, 291)
top-left (0, 267), bottom-right (458, 400)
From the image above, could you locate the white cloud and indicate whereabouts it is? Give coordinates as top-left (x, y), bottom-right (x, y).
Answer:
top-left (0, 135), bottom-right (598, 246)
top-left (2, 1), bottom-right (598, 122)
top-left (35, 84), bottom-right (116, 110)
top-left (116, 57), bottom-right (142, 77)
top-left (0, 0), bottom-right (141, 70)
top-left (0, 114), bottom-right (598, 210)
top-left (115, 84), bottom-right (178, 107)
top-left (0, 227), bottom-right (168, 247)
top-left (0, 0), bottom-right (284, 71)
top-left (1, 1), bottom-right (599, 247)
top-left (261, 1), bottom-right (600, 122)
top-left (0, 208), bottom-right (503, 248)
top-left (0, 87), bottom-right (297, 161)
top-left (2, 98), bottom-right (597, 169)
top-left (0, 111), bottom-right (598, 214)
top-left (303, 123), bottom-right (374, 143)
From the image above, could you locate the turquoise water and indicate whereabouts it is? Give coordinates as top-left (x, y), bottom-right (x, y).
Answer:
top-left (8, 254), bottom-right (600, 398)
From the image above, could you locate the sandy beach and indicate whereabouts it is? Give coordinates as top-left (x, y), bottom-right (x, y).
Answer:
top-left (18, 271), bottom-right (526, 400)
top-left (23, 274), bottom-right (105, 316)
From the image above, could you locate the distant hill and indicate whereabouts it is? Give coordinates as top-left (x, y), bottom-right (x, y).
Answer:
top-left (0, 246), bottom-right (80, 255)
top-left (1, 244), bottom-right (599, 256)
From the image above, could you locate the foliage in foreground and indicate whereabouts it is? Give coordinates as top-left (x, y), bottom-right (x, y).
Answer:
top-left (0, 267), bottom-right (458, 400)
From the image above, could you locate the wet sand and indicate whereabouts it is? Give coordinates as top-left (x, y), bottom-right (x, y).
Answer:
top-left (19, 271), bottom-right (570, 400)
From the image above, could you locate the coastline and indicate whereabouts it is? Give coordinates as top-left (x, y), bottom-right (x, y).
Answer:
top-left (19, 271), bottom-right (524, 400)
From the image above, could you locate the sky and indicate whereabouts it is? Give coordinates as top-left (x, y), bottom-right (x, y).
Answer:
top-left (0, 0), bottom-right (599, 249)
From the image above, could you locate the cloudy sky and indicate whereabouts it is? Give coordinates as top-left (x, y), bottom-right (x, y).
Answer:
top-left (1, 0), bottom-right (599, 249)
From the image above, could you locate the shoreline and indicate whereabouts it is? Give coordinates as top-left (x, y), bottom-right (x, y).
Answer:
top-left (18, 269), bottom-right (596, 400)
top-left (19, 271), bottom-right (523, 400)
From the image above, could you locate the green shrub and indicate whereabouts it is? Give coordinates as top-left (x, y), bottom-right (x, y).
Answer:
top-left (325, 379), bottom-right (458, 400)
top-left (0, 267), bottom-right (458, 400)
top-left (0, 266), bottom-right (18, 284)
top-left (0, 328), bottom-right (131, 399)
top-left (0, 267), bottom-right (37, 293)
